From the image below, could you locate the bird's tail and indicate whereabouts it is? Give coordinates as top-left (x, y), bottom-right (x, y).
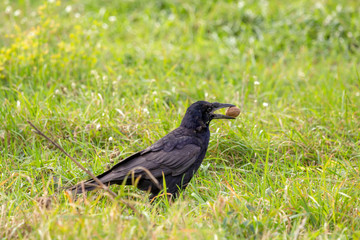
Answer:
top-left (67, 179), bottom-right (101, 194)
top-left (66, 153), bottom-right (143, 195)
top-left (67, 170), bottom-right (115, 194)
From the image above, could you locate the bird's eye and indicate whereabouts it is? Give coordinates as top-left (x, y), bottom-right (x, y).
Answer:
top-left (207, 107), bottom-right (212, 112)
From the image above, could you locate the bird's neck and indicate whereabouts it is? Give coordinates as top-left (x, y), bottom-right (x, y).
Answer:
top-left (180, 118), bottom-right (209, 133)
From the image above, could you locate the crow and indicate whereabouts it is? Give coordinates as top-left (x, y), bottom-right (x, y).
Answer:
top-left (69, 101), bottom-right (236, 200)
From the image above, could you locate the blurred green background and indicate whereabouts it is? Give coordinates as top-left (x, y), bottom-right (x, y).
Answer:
top-left (1, 0), bottom-right (360, 239)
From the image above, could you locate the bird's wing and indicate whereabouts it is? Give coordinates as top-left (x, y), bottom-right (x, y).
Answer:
top-left (106, 143), bottom-right (201, 179)
top-left (98, 133), bottom-right (202, 183)
top-left (143, 144), bottom-right (201, 177)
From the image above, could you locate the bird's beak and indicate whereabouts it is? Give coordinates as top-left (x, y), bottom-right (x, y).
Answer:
top-left (211, 103), bottom-right (236, 119)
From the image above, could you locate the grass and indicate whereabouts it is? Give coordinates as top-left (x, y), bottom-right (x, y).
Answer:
top-left (1, 0), bottom-right (360, 238)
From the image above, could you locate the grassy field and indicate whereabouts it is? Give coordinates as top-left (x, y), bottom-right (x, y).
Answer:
top-left (1, 0), bottom-right (360, 238)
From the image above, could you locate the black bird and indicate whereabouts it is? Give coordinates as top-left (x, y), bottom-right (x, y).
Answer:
top-left (69, 101), bottom-right (236, 200)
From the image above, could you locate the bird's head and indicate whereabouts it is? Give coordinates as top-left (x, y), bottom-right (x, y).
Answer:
top-left (180, 101), bottom-right (236, 132)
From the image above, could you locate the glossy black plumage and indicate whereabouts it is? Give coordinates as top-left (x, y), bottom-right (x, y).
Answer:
top-left (69, 101), bottom-right (235, 199)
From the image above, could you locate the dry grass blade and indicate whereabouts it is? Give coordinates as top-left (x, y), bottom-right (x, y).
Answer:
top-left (130, 166), bottom-right (162, 190)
